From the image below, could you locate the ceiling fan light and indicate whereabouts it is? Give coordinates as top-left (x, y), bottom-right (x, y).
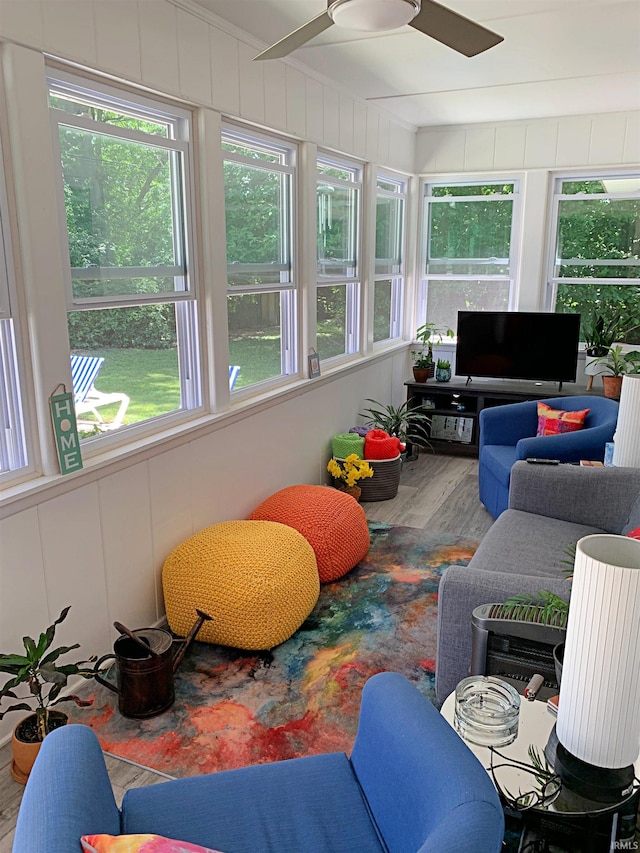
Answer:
top-left (329, 0), bottom-right (420, 33)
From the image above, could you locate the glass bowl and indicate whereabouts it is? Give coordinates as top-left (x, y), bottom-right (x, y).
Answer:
top-left (454, 676), bottom-right (521, 747)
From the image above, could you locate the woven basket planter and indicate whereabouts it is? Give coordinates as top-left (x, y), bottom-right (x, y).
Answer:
top-left (335, 455), bottom-right (402, 502)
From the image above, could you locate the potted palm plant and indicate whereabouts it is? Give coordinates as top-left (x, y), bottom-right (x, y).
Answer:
top-left (359, 398), bottom-right (432, 451)
top-left (593, 344), bottom-right (640, 398)
top-left (0, 606), bottom-right (96, 783)
top-left (583, 311), bottom-right (640, 390)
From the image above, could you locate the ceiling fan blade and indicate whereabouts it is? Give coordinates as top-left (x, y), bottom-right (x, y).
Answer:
top-left (254, 10), bottom-right (334, 61)
top-left (410, 0), bottom-right (503, 57)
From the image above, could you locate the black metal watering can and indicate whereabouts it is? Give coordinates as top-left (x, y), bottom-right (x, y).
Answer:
top-left (93, 609), bottom-right (212, 718)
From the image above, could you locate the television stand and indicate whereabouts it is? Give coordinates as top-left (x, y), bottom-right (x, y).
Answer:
top-left (405, 378), bottom-right (601, 457)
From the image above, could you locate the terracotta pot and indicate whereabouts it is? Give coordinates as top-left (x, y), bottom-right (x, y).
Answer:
top-left (602, 375), bottom-right (623, 399)
top-left (11, 710), bottom-right (67, 784)
top-left (412, 364), bottom-right (434, 383)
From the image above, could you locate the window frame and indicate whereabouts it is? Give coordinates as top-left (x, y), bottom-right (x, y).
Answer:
top-left (418, 177), bottom-right (520, 331)
top-left (222, 123), bottom-right (299, 390)
top-left (0, 118), bottom-right (29, 485)
top-left (316, 152), bottom-right (363, 363)
top-left (545, 170), bottom-right (640, 318)
top-left (48, 70), bottom-right (202, 440)
top-left (374, 172), bottom-right (407, 345)
top-left (0, 217), bottom-right (29, 483)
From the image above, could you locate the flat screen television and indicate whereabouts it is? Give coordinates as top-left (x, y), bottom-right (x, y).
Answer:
top-left (455, 311), bottom-right (581, 387)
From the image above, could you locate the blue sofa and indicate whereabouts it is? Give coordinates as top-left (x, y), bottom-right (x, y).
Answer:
top-left (13, 672), bottom-right (504, 853)
top-left (478, 394), bottom-right (619, 518)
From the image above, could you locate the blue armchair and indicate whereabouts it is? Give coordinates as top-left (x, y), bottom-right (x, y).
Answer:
top-left (479, 395), bottom-right (619, 518)
top-left (13, 672), bottom-right (504, 853)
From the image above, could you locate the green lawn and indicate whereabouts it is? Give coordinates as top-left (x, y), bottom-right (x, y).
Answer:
top-left (82, 324), bottom-right (344, 429)
top-left (77, 348), bottom-right (181, 428)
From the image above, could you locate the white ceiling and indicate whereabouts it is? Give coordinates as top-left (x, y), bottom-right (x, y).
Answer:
top-left (193, 0), bottom-right (640, 128)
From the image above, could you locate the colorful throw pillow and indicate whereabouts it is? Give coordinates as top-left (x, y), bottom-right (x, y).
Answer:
top-left (625, 527), bottom-right (640, 540)
top-left (81, 835), bottom-right (225, 853)
top-left (536, 402), bottom-right (590, 437)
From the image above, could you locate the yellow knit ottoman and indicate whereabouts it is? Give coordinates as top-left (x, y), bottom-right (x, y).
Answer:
top-left (249, 484), bottom-right (370, 582)
top-left (162, 520), bottom-right (319, 650)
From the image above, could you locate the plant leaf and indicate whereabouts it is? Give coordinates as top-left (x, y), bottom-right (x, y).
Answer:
top-left (39, 663), bottom-right (68, 684)
top-left (51, 694), bottom-right (93, 708)
top-left (0, 702), bottom-right (33, 720)
top-left (40, 643), bottom-right (81, 668)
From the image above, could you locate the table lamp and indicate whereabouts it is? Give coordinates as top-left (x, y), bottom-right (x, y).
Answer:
top-left (613, 374), bottom-right (640, 467)
top-left (554, 534), bottom-right (640, 802)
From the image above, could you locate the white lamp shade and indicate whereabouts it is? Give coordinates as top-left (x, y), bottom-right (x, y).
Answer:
top-left (556, 534), bottom-right (640, 769)
top-left (330, 0), bottom-right (419, 32)
top-left (613, 374), bottom-right (640, 467)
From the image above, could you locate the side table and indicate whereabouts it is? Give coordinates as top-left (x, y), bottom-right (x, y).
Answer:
top-left (441, 692), bottom-right (639, 852)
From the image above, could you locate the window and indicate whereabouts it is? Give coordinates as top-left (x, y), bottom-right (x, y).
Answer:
top-left (549, 174), bottom-right (640, 344)
top-left (420, 181), bottom-right (519, 332)
top-left (374, 175), bottom-right (406, 343)
top-left (317, 156), bottom-right (362, 361)
top-left (223, 128), bottom-right (297, 388)
top-left (0, 180), bottom-right (27, 479)
top-left (49, 73), bottom-right (200, 438)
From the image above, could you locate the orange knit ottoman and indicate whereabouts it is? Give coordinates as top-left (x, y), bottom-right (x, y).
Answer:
top-left (249, 485), bottom-right (370, 582)
top-left (162, 520), bottom-right (319, 650)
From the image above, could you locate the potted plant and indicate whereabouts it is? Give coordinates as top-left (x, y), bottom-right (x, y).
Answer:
top-left (411, 323), bottom-right (454, 382)
top-left (359, 398), bottom-right (432, 452)
top-left (583, 311), bottom-right (640, 390)
top-left (436, 358), bottom-right (452, 382)
top-left (0, 606), bottom-right (96, 783)
top-left (593, 344), bottom-right (640, 398)
top-left (327, 454), bottom-right (374, 500)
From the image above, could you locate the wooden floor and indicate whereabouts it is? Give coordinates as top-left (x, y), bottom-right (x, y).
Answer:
top-left (0, 452), bottom-right (490, 849)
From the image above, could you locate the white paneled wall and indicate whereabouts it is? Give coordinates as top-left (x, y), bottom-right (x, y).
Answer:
top-left (416, 111), bottom-right (640, 173)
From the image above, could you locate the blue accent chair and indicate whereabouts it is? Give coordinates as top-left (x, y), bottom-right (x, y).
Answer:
top-left (479, 395), bottom-right (619, 519)
top-left (13, 672), bottom-right (504, 853)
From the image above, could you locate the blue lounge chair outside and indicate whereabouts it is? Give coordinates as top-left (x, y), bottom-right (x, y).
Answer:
top-left (71, 354), bottom-right (130, 430)
top-left (229, 365), bottom-right (240, 390)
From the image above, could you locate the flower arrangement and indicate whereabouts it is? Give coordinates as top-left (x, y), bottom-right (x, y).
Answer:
top-left (327, 454), bottom-right (374, 488)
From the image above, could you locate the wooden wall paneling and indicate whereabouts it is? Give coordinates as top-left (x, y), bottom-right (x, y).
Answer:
top-left (589, 112), bottom-right (627, 165)
top-left (98, 463), bottom-right (156, 630)
top-left (264, 60), bottom-right (287, 131)
top-left (555, 115), bottom-right (591, 167)
top-left (138, 0), bottom-right (180, 98)
top-left (323, 86), bottom-right (340, 150)
top-left (36, 484), bottom-right (111, 674)
top-left (94, 0), bottom-right (142, 82)
top-left (177, 7), bottom-right (213, 106)
top-left (42, 0), bottom-right (96, 66)
top-left (210, 26), bottom-right (240, 116)
top-left (304, 75), bottom-right (323, 142)
top-left (238, 41), bottom-right (265, 123)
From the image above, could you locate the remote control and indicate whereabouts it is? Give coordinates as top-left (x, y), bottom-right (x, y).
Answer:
top-left (526, 458), bottom-right (560, 465)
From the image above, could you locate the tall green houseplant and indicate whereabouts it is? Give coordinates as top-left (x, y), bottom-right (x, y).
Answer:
top-left (0, 606), bottom-right (95, 741)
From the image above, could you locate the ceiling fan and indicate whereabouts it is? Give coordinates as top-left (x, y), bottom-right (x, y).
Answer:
top-left (254, 0), bottom-right (504, 61)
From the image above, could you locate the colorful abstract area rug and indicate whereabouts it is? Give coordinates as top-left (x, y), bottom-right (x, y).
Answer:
top-left (70, 522), bottom-right (478, 778)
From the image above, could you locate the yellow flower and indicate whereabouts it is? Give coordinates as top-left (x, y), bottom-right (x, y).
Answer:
top-left (327, 454), bottom-right (374, 485)
top-left (327, 458), bottom-right (342, 478)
